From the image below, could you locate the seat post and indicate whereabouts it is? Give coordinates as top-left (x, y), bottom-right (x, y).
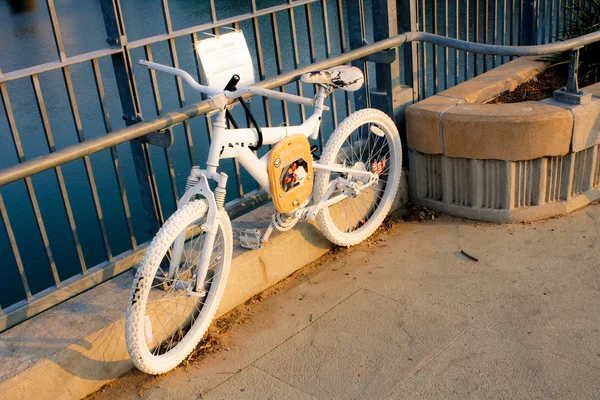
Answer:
top-left (314, 86), bottom-right (328, 113)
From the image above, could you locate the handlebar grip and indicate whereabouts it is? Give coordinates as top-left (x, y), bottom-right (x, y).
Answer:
top-left (223, 74), bottom-right (240, 92)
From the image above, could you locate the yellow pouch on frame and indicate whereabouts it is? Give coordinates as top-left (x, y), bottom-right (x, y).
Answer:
top-left (268, 135), bottom-right (314, 213)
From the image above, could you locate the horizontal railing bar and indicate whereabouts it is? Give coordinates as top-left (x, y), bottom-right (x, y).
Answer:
top-left (2, 30), bottom-right (600, 187)
top-left (126, 0), bottom-right (320, 49)
top-left (0, 48), bottom-right (122, 84)
top-left (408, 30), bottom-right (600, 56)
top-left (0, 36), bottom-right (391, 186)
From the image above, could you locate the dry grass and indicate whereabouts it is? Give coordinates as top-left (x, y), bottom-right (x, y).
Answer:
top-left (403, 203), bottom-right (437, 222)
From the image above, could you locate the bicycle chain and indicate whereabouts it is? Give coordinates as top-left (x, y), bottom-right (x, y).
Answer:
top-left (272, 211), bottom-right (299, 231)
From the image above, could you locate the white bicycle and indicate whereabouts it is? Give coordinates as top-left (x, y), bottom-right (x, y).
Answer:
top-left (125, 59), bottom-right (402, 374)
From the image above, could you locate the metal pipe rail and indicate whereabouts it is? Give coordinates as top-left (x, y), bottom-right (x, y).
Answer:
top-left (406, 31), bottom-right (600, 56)
top-left (1, 30), bottom-right (600, 188)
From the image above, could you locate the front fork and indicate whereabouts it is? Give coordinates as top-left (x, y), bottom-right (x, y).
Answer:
top-left (170, 167), bottom-right (228, 294)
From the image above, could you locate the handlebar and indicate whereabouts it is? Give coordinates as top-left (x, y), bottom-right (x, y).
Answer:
top-left (138, 60), bottom-right (315, 108)
top-left (139, 60), bottom-right (221, 97)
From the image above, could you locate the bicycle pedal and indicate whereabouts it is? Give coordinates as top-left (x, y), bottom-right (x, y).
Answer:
top-left (239, 228), bottom-right (263, 249)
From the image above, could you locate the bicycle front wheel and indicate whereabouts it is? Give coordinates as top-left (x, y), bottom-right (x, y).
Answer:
top-left (314, 108), bottom-right (402, 247)
top-left (125, 200), bottom-right (232, 375)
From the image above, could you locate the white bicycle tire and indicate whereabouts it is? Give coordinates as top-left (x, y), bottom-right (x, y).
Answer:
top-left (125, 200), bottom-right (232, 375)
top-left (315, 108), bottom-right (402, 247)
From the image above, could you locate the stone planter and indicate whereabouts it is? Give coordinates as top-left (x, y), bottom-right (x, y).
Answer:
top-left (407, 57), bottom-right (600, 222)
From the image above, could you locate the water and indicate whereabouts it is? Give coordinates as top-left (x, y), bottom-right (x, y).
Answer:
top-left (0, 0), bottom-right (358, 308)
top-left (0, 0), bottom-right (538, 311)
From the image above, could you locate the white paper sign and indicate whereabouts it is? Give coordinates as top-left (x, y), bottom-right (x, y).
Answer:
top-left (195, 31), bottom-right (255, 90)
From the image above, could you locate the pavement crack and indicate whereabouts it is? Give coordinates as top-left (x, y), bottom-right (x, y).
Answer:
top-left (251, 287), bottom-right (364, 365)
top-left (537, 347), bottom-right (600, 372)
top-left (252, 364), bottom-right (319, 399)
top-left (361, 287), bottom-right (451, 320)
top-left (383, 327), bottom-right (470, 398)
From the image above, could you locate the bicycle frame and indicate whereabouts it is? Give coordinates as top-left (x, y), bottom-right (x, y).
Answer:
top-left (140, 60), bottom-right (377, 293)
top-left (207, 90), bottom-right (328, 193)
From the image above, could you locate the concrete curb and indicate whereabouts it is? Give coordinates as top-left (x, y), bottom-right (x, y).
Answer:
top-left (417, 189), bottom-right (600, 223)
top-left (0, 175), bottom-right (407, 400)
top-left (0, 208), bottom-right (330, 400)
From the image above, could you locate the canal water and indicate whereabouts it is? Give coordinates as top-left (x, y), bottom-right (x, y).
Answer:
top-left (0, 0), bottom-right (520, 310)
top-left (0, 0), bottom-right (366, 308)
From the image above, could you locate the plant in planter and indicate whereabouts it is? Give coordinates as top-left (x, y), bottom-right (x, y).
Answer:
top-left (491, 1), bottom-right (600, 104)
top-left (551, 0), bottom-right (600, 87)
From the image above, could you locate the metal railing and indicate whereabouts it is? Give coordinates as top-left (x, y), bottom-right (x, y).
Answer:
top-left (0, 0), bottom-right (597, 331)
top-left (0, 0), bottom-right (356, 331)
top-left (414, 0), bottom-right (591, 99)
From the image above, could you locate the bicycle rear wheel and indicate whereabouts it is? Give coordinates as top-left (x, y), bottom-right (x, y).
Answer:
top-left (314, 108), bottom-right (402, 246)
top-left (125, 200), bottom-right (232, 375)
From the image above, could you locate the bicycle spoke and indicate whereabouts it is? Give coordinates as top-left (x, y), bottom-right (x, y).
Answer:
top-left (324, 117), bottom-right (397, 236)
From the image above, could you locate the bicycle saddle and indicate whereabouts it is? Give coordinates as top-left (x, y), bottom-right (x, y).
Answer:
top-left (300, 66), bottom-right (364, 92)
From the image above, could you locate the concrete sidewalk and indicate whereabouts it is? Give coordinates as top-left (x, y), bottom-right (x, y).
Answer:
top-left (91, 204), bottom-right (600, 399)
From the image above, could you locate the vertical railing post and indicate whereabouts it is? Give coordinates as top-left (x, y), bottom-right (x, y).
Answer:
top-left (370, 0), bottom-right (404, 120)
top-left (552, 47), bottom-right (591, 105)
top-left (345, 0), bottom-right (369, 111)
top-left (399, 0), bottom-right (419, 101)
top-left (367, 0), bottom-right (418, 126)
top-left (565, 48), bottom-right (580, 94)
top-left (371, 0), bottom-right (416, 167)
top-left (521, 0), bottom-right (538, 45)
top-left (100, 0), bottom-right (162, 236)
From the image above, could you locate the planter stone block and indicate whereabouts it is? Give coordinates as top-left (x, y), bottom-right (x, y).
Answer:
top-left (542, 97), bottom-right (600, 153)
top-left (405, 56), bottom-right (600, 222)
top-left (584, 82), bottom-right (600, 98)
top-left (406, 95), bottom-right (463, 154)
top-left (442, 102), bottom-right (572, 160)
